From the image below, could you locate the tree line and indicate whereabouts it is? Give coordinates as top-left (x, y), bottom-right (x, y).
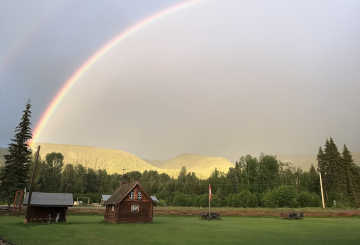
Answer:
top-left (1, 103), bottom-right (359, 208)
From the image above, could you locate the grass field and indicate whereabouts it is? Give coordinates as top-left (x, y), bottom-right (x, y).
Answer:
top-left (1, 215), bottom-right (360, 245)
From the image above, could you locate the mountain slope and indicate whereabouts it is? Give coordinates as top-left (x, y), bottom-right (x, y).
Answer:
top-left (154, 154), bottom-right (234, 178)
top-left (30, 143), bottom-right (359, 178)
top-left (32, 143), bottom-right (165, 175)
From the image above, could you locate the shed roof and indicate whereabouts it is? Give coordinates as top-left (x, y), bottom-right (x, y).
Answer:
top-left (101, 194), bottom-right (111, 201)
top-left (150, 195), bottom-right (159, 203)
top-left (23, 192), bottom-right (73, 207)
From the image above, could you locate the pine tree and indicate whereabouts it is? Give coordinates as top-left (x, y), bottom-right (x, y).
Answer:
top-left (318, 138), bottom-right (351, 205)
top-left (342, 145), bottom-right (359, 206)
top-left (0, 102), bottom-right (32, 205)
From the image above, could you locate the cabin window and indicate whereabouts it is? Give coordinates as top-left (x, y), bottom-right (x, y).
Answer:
top-left (131, 204), bottom-right (140, 213)
top-left (138, 191), bottom-right (142, 200)
top-left (130, 191), bottom-right (134, 200)
top-left (111, 206), bottom-right (114, 212)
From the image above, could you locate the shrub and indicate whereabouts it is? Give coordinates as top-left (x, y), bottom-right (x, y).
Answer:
top-left (212, 195), bottom-right (224, 207)
top-left (198, 194), bottom-right (209, 207)
top-left (263, 185), bottom-right (297, 208)
top-left (226, 191), bottom-right (257, 207)
top-left (296, 192), bottom-right (320, 207)
top-left (262, 190), bottom-right (278, 208)
top-left (173, 192), bottom-right (188, 206)
top-left (277, 185), bottom-right (297, 207)
top-left (158, 199), bottom-right (167, 207)
top-left (238, 190), bottom-right (258, 207)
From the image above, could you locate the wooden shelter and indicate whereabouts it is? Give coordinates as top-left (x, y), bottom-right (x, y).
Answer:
top-left (23, 192), bottom-right (73, 223)
top-left (104, 182), bottom-right (154, 223)
top-left (101, 194), bottom-right (111, 205)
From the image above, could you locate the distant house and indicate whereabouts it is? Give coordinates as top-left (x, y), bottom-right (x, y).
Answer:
top-left (104, 182), bottom-right (154, 223)
top-left (23, 192), bottom-right (73, 223)
top-left (101, 194), bottom-right (111, 205)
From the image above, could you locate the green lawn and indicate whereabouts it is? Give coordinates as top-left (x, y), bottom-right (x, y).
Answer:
top-left (0, 215), bottom-right (359, 245)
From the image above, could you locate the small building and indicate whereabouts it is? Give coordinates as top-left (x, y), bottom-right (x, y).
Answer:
top-left (150, 195), bottom-right (159, 206)
top-left (104, 182), bottom-right (154, 223)
top-left (23, 192), bottom-right (73, 223)
top-left (101, 194), bottom-right (111, 205)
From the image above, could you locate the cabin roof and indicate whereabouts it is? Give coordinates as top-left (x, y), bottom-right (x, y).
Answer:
top-left (106, 182), bottom-right (148, 205)
top-left (23, 192), bottom-right (73, 207)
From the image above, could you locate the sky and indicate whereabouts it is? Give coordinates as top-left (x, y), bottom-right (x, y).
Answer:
top-left (1, 0), bottom-right (360, 160)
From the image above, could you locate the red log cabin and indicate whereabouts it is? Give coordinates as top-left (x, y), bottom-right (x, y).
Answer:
top-left (104, 182), bottom-right (154, 223)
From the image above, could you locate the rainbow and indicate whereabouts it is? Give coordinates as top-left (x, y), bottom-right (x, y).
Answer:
top-left (31, 0), bottom-right (203, 145)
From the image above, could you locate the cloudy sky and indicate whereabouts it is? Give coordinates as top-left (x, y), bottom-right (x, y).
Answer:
top-left (1, 0), bottom-right (360, 160)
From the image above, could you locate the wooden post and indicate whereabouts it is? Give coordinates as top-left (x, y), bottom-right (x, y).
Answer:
top-left (319, 172), bottom-right (326, 209)
top-left (25, 145), bottom-right (40, 223)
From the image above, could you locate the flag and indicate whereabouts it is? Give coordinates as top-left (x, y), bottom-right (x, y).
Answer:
top-left (209, 184), bottom-right (212, 201)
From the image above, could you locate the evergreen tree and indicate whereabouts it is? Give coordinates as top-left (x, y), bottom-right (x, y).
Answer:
top-left (257, 155), bottom-right (279, 193)
top-left (342, 145), bottom-right (360, 206)
top-left (61, 164), bottom-right (76, 193)
top-left (318, 138), bottom-right (352, 205)
top-left (0, 102), bottom-right (32, 205)
top-left (307, 165), bottom-right (320, 194)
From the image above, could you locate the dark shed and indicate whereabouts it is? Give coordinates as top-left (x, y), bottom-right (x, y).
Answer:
top-left (104, 182), bottom-right (153, 223)
top-left (23, 192), bottom-right (73, 223)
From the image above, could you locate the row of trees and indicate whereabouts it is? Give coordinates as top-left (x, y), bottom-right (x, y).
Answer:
top-left (15, 152), bottom-right (323, 208)
top-left (1, 103), bottom-right (359, 208)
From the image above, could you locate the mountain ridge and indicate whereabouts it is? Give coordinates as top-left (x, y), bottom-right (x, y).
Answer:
top-left (1, 143), bottom-right (358, 178)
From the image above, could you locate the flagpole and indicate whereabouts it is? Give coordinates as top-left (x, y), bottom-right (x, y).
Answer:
top-left (208, 193), bottom-right (210, 217)
top-left (208, 184), bottom-right (211, 218)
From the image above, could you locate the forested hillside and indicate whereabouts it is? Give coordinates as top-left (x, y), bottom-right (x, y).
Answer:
top-left (30, 143), bottom-right (360, 179)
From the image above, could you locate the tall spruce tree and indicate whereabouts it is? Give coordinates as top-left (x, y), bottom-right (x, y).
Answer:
top-left (342, 145), bottom-right (359, 206)
top-left (0, 102), bottom-right (32, 205)
top-left (318, 138), bottom-right (353, 206)
top-left (327, 138), bottom-right (347, 202)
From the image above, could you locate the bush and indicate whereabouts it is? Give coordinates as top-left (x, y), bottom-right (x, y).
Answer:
top-left (296, 192), bottom-right (320, 207)
top-left (211, 195), bottom-right (224, 207)
top-left (158, 199), bottom-right (167, 207)
top-left (226, 191), bottom-right (257, 207)
top-left (277, 185), bottom-right (297, 207)
top-left (172, 193), bottom-right (199, 206)
top-left (173, 192), bottom-right (188, 206)
top-left (262, 190), bottom-right (278, 208)
top-left (239, 190), bottom-right (257, 207)
top-left (198, 194), bottom-right (209, 207)
top-left (263, 186), bottom-right (297, 208)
